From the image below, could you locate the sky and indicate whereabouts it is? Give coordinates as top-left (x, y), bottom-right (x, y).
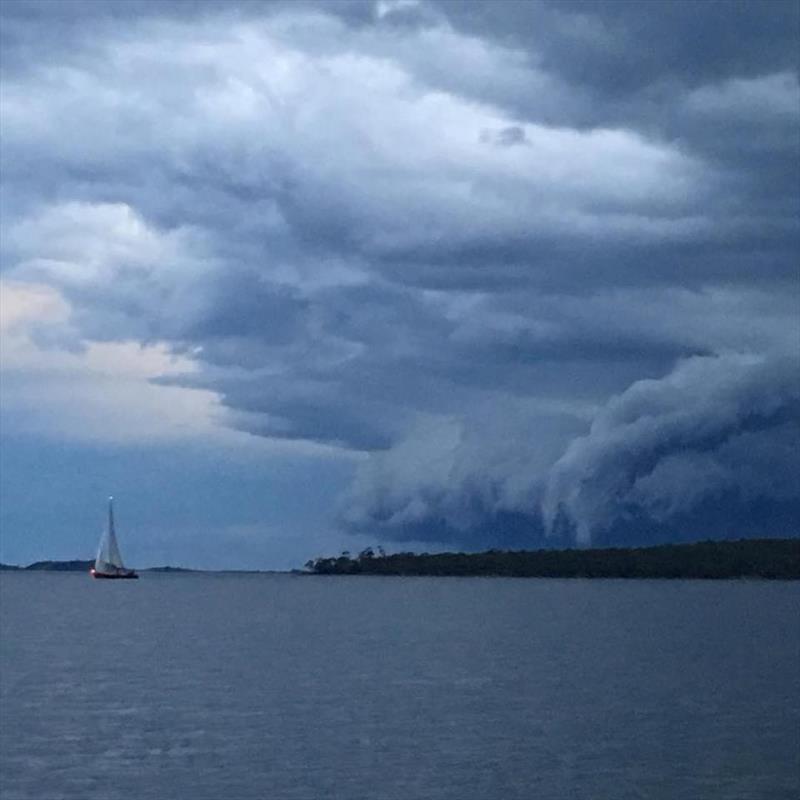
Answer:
top-left (0, 0), bottom-right (798, 569)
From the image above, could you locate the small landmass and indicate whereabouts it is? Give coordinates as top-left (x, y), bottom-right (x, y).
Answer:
top-left (304, 539), bottom-right (800, 580)
top-left (145, 566), bottom-right (197, 573)
top-left (22, 560), bottom-right (95, 572)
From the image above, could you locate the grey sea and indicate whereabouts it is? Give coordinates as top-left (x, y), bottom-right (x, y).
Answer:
top-left (1, 573), bottom-right (798, 800)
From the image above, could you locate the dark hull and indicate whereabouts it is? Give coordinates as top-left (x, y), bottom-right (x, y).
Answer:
top-left (91, 570), bottom-right (138, 580)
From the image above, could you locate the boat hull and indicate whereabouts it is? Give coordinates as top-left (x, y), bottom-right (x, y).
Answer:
top-left (91, 570), bottom-right (139, 580)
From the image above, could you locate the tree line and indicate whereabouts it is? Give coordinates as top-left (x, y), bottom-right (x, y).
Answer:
top-left (305, 539), bottom-right (800, 579)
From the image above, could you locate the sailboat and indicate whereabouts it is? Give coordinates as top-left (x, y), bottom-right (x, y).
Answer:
top-left (90, 497), bottom-right (138, 579)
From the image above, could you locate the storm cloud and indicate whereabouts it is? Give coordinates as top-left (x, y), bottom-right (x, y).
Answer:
top-left (1, 0), bottom-right (798, 551)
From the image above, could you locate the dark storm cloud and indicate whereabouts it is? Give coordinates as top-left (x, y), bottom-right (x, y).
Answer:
top-left (437, 1), bottom-right (799, 92)
top-left (543, 352), bottom-right (800, 543)
top-left (1, 0), bottom-right (798, 548)
top-left (434, 1), bottom-right (800, 249)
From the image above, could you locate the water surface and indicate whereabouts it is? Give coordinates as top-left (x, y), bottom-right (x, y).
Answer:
top-left (1, 573), bottom-right (798, 799)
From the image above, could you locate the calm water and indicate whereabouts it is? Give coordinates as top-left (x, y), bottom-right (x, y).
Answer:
top-left (1, 573), bottom-right (798, 800)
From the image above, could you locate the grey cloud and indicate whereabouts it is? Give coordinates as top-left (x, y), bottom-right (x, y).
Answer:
top-left (437, 1), bottom-right (799, 98)
top-left (1, 0), bottom-right (798, 549)
top-left (480, 126), bottom-right (528, 147)
top-left (345, 352), bottom-right (800, 547)
top-left (434, 0), bottom-right (799, 242)
top-left (543, 352), bottom-right (800, 543)
top-left (2, 1), bottom-right (794, 295)
top-left (340, 410), bottom-right (583, 545)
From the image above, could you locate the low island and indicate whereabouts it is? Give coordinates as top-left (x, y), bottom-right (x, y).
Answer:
top-left (0, 559), bottom-right (95, 572)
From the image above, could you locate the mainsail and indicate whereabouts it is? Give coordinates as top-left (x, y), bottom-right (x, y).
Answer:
top-left (95, 496), bottom-right (127, 574)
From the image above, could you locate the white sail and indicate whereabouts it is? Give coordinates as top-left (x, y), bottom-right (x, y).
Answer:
top-left (95, 497), bottom-right (127, 573)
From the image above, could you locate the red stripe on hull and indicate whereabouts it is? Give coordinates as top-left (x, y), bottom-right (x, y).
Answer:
top-left (90, 570), bottom-right (139, 579)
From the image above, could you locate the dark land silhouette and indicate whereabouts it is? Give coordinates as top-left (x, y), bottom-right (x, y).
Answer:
top-left (305, 539), bottom-right (800, 580)
top-left (0, 560), bottom-right (94, 572)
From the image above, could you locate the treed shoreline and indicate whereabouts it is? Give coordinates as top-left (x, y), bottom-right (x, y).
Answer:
top-left (305, 539), bottom-right (800, 580)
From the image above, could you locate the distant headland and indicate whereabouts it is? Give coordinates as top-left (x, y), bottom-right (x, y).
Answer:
top-left (304, 539), bottom-right (800, 580)
top-left (0, 559), bottom-right (96, 572)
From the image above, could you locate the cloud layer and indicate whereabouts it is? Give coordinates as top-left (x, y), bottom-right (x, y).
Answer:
top-left (1, 0), bottom-right (798, 549)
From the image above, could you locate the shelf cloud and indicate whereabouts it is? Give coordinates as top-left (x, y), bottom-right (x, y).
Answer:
top-left (2, 0), bottom-right (798, 554)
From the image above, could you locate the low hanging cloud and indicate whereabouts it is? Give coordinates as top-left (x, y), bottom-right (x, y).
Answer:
top-left (339, 408), bottom-right (581, 547)
top-left (542, 352), bottom-right (800, 544)
top-left (340, 352), bottom-right (800, 547)
top-left (1, 0), bottom-right (798, 549)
